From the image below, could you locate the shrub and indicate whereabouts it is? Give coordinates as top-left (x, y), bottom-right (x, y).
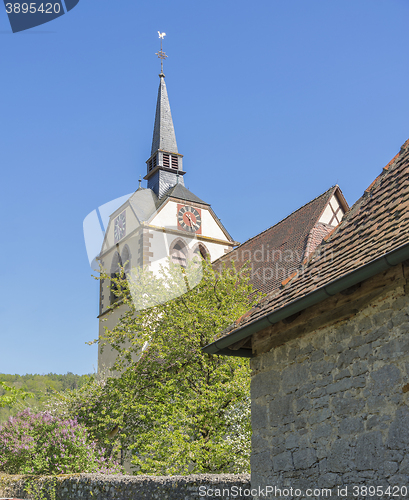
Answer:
top-left (0, 409), bottom-right (123, 475)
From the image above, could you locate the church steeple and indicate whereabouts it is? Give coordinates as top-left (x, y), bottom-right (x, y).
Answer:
top-left (145, 32), bottom-right (185, 198)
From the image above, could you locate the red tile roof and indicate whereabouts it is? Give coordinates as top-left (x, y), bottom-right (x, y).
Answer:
top-left (214, 186), bottom-right (348, 295)
top-left (212, 138), bottom-right (409, 345)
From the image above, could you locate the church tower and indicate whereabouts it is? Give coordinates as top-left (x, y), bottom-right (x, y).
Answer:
top-left (97, 33), bottom-right (237, 370)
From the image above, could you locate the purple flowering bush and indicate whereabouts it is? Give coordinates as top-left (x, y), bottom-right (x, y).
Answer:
top-left (0, 409), bottom-right (123, 475)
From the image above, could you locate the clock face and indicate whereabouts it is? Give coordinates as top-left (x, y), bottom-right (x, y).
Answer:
top-left (177, 205), bottom-right (202, 233)
top-left (114, 211), bottom-right (126, 242)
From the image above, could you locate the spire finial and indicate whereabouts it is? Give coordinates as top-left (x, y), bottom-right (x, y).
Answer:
top-left (138, 176), bottom-right (142, 188)
top-left (156, 32), bottom-right (167, 77)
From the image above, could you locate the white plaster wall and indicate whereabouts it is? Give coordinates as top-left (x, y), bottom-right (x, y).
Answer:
top-left (102, 204), bottom-right (141, 254)
top-left (201, 209), bottom-right (227, 241)
top-left (150, 200), bottom-right (179, 228)
top-left (150, 201), bottom-right (229, 242)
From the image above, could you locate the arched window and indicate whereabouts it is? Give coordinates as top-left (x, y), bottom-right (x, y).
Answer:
top-left (121, 245), bottom-right (131, 276)
top-left (110, 252), bottom-right (122, 304)
top-left (193, 243), bottom-right (210, 262)
top-left (170, 240), bottom-right (187, 268)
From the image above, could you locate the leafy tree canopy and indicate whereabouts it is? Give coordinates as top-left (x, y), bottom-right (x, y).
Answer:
top-left (83, 259), bottom-right (261, 475)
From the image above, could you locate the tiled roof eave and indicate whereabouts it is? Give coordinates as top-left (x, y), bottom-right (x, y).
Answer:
top-left (203, 240), bottom-right (409, 357)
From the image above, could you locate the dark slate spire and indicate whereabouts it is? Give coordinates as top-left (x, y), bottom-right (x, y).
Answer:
top-left (151, 75), bottom-right (178, 155)
top-left (144, 34), bottom-right (185, 198)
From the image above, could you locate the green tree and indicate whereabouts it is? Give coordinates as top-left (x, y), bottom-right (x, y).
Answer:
top-left (0, 373), bottom-right (92, 423)
top-left (88, 259), bottom-right (261, 475)
top-left (0, 381), bottom-right (32, 409)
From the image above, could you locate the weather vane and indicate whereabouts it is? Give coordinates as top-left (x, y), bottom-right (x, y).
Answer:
top-left (156, 31), bottom-right (167, 76)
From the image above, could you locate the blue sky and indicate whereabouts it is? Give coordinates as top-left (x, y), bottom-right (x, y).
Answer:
top-left (1, 0), bottom-right (409, 375)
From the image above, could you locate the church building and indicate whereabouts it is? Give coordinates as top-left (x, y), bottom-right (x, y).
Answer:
top-left (97, 47), bottom-right (236, 370)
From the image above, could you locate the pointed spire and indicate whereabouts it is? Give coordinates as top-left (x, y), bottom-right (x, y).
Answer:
top-left (151, 75), bottom-right (178, 155)
top-left (145, 32), bottom-right (185, 198)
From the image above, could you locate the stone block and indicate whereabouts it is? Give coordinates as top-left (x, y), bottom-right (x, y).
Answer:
top-left (296, 396), bottom-right (311, 412)
top-left (357, 343), bottom-right (372, 358)
top-left (311, 395), bottom-right (330, 409)
top-left (336, 349), bottom-right (359, 369)
top-left (385, 449), bottom-right (403, 462)
top-left (335, 394), bottom-right (366, 417)
top-left (296, 382), bottom-right (315, 396)
top-left (251, 451), bottom-right (272, 474)
top-left (310, 349), bottom-right (324, 362)
top-left (387, 405), bottom-right (409, 450)
top-left (372, 309), bottom-right (393, 327)
top-left (327, 439), bottom-right (353, 473)
top-left (317, 473), bottom-right (340, 489)
top-left (384, 461), bottom-right (399, 476)
top-left (352, 360), bottom-right (369, 377)
top-left (281, 363), bottom-right (309, 394)
top-left (310, 360), bottom-right (335, 376)
top-left (365, 321), bottom-right (392, 343)
top-left (251, 370), bottom-right (280, 399)
top-left (310, 387), bottom-right (327, 398)
top-left (287, 346), bottom-right (299, 362)
top-left (312, 423), bottom-right (333, 441)
top-left (398, 455), bottom-right (409, 474)
top-left (298, 344), bottom-right (314, 360)
top-left (366, 394), bottom-right (387, 412)
top-left (326, 378), bottom-right (354, 394)
top-left (269, 395), bottom-right (295, 425)
top-left (339, 417), bottom-right (364, 435)
top-left (315, 375), bottom-right (334, 388)
top-left (355, 431), bottom-right (385, 470)
top-left (370, 364), bottom-right (401, 396)
top-left (351, 375), bottom-right (366, 388)
top-left (378, 338), bottom-right (406, 360)
top-left (294, 416), bottom-right (308, 430)
top-left (391, 311), bottom-right (409, 327)
top-left (251, 434), bottom-right (269, 453)
top-left (366, 414), bottom-right (391, 431)
top-left (270, 434), bottom-right (286, 456)
top-left (272, 451), bottom-right (293, 472)
top-left (285, 433), bottom-right (300, 450)
top-left (348, 334), bottom-right (367, 348)
top-left (252, 402), bottom-right (268, 429)
top-left (334, 368), bottom-right (351, 381)
top-left (326, 344), bottom-right (345, 356)
top-left (293, 448), bottom-right (317, 470)
top-left (357, 316), bottom-right (373, 332)
top-left (386, 474), bottom-right (409, 487)
top-left (309, 407), bottom-right (331, 425)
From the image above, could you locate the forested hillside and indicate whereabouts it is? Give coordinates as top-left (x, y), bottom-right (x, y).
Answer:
top-left (0, 373), bottom-right (92, 423)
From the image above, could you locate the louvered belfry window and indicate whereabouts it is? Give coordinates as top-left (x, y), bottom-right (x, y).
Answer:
top-left (148, 154), bottom-right (157, 172)
top-left (171, 156), bottom-right (178, 169)
top-left (163, 153), bottom-right (170, 168)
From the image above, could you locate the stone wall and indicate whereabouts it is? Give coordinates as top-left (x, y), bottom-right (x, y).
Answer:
top-left (250, 284), bottom-right (409, 499)
top-left (0, 473), bottom-right (251, 500)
